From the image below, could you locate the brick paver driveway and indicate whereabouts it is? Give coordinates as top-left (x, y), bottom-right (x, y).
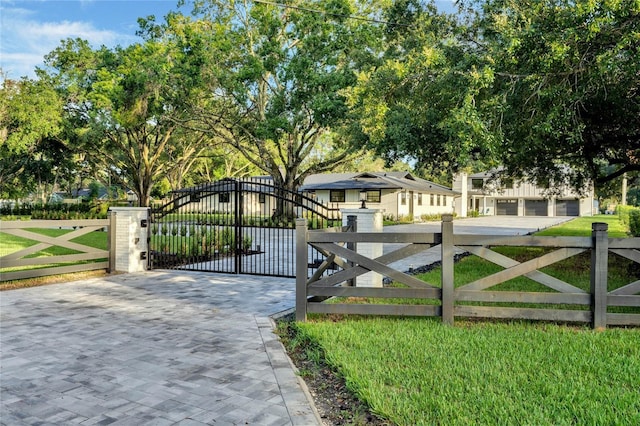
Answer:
top-left (0, 272), bottom-right (319, 426)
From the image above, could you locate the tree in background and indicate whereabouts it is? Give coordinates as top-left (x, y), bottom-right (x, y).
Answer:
top-left (42, 37), bottom-right (211, 207)
top-left (157, 0), bottom-right (382, 217)
top-left (0, 76), bottom-right (71, 200)
top-left (345, 0), bottom-right (497, 184)
top-left (350, 0), bottom-right (639, 194)
top-left (476, 0), bottom-right (640, 193)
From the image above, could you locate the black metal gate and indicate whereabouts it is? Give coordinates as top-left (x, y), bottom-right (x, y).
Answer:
top-left (148, 177), bottom-right (340, 277)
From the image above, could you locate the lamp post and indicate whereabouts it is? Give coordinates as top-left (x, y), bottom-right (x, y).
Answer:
top-left (359, 189), bottom-right (367, 209)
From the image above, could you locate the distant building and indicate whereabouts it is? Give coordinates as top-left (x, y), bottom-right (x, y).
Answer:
top-left (453, 171), bottom-right (594, 217)
top-left (301, 172), bottom-right (458, 219)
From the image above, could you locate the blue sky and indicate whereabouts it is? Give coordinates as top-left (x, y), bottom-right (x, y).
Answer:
top-left (1, 0), bottom-right (181, 79)
top-left (1, 0), bottom-right (457, 80)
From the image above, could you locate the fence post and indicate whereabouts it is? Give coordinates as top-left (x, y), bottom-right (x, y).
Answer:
top-left (346, 215), bottom-right (357, 286)
top-left (234, 179), bottom-right (242, 274)
top-left (591, 222), bottom-right (609, 329)
top-left (296, 218), bottom-right (309, 322)
top-left (108, 209), bottom-right (117, 273)
top-left (441, 214), bottom-right (454, 325)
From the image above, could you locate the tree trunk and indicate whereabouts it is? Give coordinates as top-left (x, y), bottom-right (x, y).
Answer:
top-left (271, 172), bottom-right (299, 223)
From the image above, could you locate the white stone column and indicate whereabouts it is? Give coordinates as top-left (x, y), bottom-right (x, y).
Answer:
top-left (341, 208), bottom-right (383, 288)
top-left (108, 207), bottom-right (149, 273)
top-left (454, 173), bottom-right (468, 217)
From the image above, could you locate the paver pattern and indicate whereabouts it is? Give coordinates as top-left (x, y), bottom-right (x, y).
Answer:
top-left (0, 272), bottom-right (320, 425)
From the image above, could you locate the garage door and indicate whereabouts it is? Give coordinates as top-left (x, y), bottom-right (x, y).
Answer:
top-left (525, 200), bottom-right (548, 216)
top-left (556, 200), bottom-right (579, 216)
top-left (496, 199), bottom-right (518, 215)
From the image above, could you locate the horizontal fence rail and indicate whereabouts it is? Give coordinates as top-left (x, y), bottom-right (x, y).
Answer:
top-left (0, 219), bottom-right (110, 281)
top-left (296, 215), bottom-right (640, 328)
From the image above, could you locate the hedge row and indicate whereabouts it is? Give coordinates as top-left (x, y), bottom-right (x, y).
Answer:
top-left (1, 202), bottom-right (111, 219)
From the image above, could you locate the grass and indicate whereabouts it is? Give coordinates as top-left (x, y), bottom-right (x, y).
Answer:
top-left (0, 270), bottom-right (109, 291)
top-left (536, 214), bottom-right (629, 237)
top-left (284, 214), bottom-right (640, 425)
top-left (291, 318), bottom-right (640, 425)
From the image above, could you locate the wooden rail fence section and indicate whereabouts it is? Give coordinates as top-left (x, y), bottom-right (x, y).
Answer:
top-left (295, 216), bottom-right (640, 328)
top-left (0, 219), bottom-right (111, 282)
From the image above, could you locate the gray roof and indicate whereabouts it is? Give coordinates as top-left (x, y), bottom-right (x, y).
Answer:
top-left (301, 172), bottom-right (458, 195)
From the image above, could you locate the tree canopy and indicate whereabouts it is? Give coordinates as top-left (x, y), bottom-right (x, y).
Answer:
top-left (154, 0), bottom-right (383, 196)
top-left (41, 36), bottom-right (212, 206)
top-left (3, 0), bottom-right (638, 204)
top-left (0, 77), bottom-right (67, 199)
top-left (478, 0), bottom-right (640, 190)
top-left (349, 0), bottom-right (639, 193)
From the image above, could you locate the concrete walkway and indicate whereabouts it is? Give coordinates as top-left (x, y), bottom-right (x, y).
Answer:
top-left (0, 272), bottom-right (320, 426)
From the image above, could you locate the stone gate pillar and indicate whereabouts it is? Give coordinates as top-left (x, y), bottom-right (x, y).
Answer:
top-left (108, 207), bottom-right (149, 273)
top-left (341, 208), bottom-right (383, 288)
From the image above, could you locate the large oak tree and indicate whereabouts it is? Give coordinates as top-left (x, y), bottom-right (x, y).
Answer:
top-left (153, 0), bottom-right (382, 216)
top-left (478, 0), bottom-right (640, 191)
top-left (42, 37), bottom-right (211, 206)
top-left (350, 0), bottom-right (639, 192)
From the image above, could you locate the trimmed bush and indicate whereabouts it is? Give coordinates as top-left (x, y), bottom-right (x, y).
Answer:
top-left (617, 205), bottom-right (635, 226)
top-left (630, 209), bottom-right (640, 236)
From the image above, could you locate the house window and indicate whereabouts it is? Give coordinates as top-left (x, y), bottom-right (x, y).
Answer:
top-left (417, 193), bottom-right (423, 206)
top-left (430, 194), bottom-right (435, 206)
top-left (365, 190), bottom-right (381, 203)
top-left (219, 192), bottom-right (230, 203)
top-left (330, 190), bottom-right (345, 203)
top-left (471, 179), bottom-right (484, 190)
top-left (400, 192), bottom-right (407, 205)
top-left (437, 195), bottom-right (441, 206)
top-left (443, 196), bottom-right (447, 206)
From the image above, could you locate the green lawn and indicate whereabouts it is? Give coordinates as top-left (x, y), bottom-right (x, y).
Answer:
top-left (288, 215), bottom-right (640, 425)
top-left (536, 214), bottom-right (629, 237)
top-left (293, 318), bottom-right (639, 425)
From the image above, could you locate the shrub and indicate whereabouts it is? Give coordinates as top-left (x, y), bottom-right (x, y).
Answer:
top-left (617, 205), bottom-right (635, 226)
top-left (220, 227), bottom-right (235, 252)
top-left (190, 238), bottom-right (200, 257)
top-left (629, 209), bottom-right (640, 237)
top-left (242, 236), bottom-right (253, 252)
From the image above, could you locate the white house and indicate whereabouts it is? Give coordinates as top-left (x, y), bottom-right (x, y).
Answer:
top-left (453, 171), bottom-right (594, 217)
top-left (301, 172), bottom-right (458, 219)
top-left (171, 178), bottom-right (278, 216)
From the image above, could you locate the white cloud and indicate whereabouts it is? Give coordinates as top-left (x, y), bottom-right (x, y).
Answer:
top-left (0, 5), bottom-right (136, 80)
